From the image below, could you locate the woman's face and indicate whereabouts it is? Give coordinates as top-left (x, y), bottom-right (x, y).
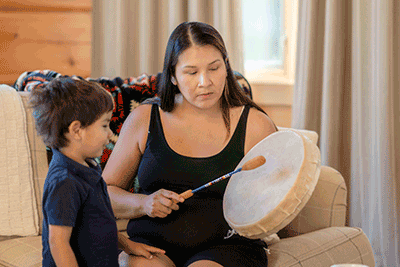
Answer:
top-left (173, 44), bottom-right (227, 110)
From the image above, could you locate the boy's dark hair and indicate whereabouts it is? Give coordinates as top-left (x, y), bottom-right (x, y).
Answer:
top-left (29, 77), bottom-right (114, 149)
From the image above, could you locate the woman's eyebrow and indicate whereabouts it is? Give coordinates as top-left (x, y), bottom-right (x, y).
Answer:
top-left (208, 59), bottom-right (221, 65)
top-left (182, 59), bottom-right (222, 69)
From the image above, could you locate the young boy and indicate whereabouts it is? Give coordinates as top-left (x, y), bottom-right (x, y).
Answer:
top-left (30, 77), bottom-right (164, 266)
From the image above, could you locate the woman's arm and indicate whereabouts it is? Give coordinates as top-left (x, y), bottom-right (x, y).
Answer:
top-left (103, 105), bottom-right (184, 219)
top-left (49, 225), bottom-right (78, 267)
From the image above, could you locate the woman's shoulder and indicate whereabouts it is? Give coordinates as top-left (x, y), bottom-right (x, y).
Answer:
top-left (118, 103), bottom-right (154, 144)
top-left (245, 106), bottom-right (277, 153)
top-left (124, 103), bottom-right (154, 128)
top-left (114, 103), bottom-right (155, 156)
top-left (248, 106), bottom-right (274, 122)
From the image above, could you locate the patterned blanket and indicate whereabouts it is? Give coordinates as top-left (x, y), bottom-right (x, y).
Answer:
top-left (13, 70), bottom-right (252, 170)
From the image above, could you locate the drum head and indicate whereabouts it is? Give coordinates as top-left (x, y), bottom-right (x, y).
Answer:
top-left (223, 130), bottom-right (321, 239)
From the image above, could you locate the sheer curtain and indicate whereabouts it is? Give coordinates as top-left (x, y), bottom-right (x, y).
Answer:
top-left (292, 0), bottom-right (400, 266)
top-left (91, 0), bottom-right (243, 78)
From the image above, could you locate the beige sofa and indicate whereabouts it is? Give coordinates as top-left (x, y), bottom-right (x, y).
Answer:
top-left (0, 84), bottom-right (375, 267)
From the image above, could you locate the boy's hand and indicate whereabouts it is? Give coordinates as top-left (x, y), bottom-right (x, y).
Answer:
top-left (118, 232), bottom-right (165, 259)
top-left (123, 239), bottom-right (166, 259)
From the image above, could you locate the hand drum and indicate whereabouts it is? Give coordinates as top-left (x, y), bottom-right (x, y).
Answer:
top-left (223, 130), bottom-right (321, 239)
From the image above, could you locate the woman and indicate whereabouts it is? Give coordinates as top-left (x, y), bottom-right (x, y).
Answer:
top-left (103, 21), bottom-right (277, 267)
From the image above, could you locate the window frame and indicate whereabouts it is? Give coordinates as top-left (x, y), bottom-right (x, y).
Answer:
top-left (243, 0), bottom-right (298, 86)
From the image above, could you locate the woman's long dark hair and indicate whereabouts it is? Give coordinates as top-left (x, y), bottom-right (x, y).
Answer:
top-left (157, 21), bottom-right (272, 135)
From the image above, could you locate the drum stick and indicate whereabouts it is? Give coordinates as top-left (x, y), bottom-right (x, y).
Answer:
top-left (179, 155), bottom-right (266, 199)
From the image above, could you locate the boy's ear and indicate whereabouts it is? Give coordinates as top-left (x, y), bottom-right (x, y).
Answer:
top-left (67, 120), bottom-right (83, 140)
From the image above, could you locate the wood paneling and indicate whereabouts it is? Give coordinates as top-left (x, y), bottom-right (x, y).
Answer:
top-left (0, 13), bottom-right (91, 43)
top-left (0, 42), bottom-right (91, 81)
top-left (0, 1), bottom-right (92, 85)
top-left (0, 0), bottom-right (91, 12)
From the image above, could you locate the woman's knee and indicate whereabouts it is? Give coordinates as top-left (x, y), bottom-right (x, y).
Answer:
top-left (119, 251), bottom-right (176, 267)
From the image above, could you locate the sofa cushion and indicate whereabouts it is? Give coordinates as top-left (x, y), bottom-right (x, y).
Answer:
top-left (0, 85), bottom-right (39, 237)
top-left (0, 235), bottom-right (42, 267)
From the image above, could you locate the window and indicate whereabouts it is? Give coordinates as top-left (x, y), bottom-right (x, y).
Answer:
top-left (242, 0), bottom-right (298, 84)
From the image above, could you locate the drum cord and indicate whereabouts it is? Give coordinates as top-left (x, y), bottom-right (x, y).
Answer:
top-left (224, 229), bottom-right (237, 239)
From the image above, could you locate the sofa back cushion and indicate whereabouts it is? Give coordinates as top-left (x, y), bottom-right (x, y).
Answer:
top-left (19, 92), bottom-right (48, 235)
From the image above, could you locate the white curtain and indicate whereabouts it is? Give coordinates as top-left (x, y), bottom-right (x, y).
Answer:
top-left (91, 0), bottom-right (244, 78)
top-left (292, 1), bottom-right (400, 266)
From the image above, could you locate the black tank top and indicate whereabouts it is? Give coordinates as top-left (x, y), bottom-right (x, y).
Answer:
top-left (127, 104), bottom-right (250, 250)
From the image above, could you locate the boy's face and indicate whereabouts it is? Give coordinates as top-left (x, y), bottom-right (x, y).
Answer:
top-left (80, 111), bottom-right (113, 160)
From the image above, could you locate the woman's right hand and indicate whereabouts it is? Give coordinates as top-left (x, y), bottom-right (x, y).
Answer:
top-left (143, 189), bottom-right (185, 218)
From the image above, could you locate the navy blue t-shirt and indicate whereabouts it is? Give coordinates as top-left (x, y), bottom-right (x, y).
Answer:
top-left (42, 149), bottom-right (118, 267)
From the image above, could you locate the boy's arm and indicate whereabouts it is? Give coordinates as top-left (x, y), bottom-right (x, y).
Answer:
top-left (117, 232), bottom-right (165, 259)
top-left (49, 225), bottom-right (79, 267)
top-left (117, 232), bottom-right (131, 250)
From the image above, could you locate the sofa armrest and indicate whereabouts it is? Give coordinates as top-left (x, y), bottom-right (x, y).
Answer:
top-left (269, 227), bottom-right (375, 267)
top-left (278, 166), bottom-right (347, 238)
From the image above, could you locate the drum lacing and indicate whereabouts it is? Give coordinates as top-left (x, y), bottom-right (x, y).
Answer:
top-left (264, 248), bottom-right (271, 254)
top-left (224, 229), bottom-right (237, 239)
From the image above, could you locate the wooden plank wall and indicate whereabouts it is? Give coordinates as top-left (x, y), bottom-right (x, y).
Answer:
top-left (0, 0), bottom-right (92, 85)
